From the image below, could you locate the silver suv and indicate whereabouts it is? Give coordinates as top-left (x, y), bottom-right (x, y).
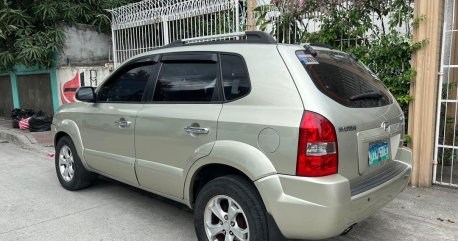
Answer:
top-left (52, 31), bottom-right (412, 241)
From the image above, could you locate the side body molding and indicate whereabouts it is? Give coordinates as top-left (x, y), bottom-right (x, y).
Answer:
top-left (183, 140), bottom-right (278, 205)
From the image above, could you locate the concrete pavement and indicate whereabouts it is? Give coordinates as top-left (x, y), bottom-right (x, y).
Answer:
top-left (0, 141), bottom-right (457, 241)
top-left (0, 141), bottom-right (195, 241)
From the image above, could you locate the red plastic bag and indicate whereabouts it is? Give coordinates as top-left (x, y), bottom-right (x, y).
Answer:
top-left (19, 117), bottom-right (31, 130)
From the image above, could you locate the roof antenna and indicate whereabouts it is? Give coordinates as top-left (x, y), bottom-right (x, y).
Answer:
top-left (349, 53), bottom-right (359, 61)
top-left (303, 44), bottom-right (317, 57)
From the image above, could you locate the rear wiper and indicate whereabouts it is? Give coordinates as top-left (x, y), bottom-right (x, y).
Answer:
top-left (350, 91), bottom-right (383, 101)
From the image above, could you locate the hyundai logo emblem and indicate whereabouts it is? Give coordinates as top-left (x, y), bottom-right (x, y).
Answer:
top-left (381, 121), bottom-right (390, 132)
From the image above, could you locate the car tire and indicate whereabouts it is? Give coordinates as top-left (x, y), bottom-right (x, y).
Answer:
top-left (55, 136), bottom-right (97, 191)
top-left (194, 175), bottom-right (268, 241)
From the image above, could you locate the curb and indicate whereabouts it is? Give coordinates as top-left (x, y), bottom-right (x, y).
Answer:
top-left (0, 129), bottom-right (31, 148)
top-left (0, 129), bottom-right (51, 154)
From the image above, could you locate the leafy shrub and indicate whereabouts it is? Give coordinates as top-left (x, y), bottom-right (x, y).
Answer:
top-left (0, 0), bottom-right (140, 70)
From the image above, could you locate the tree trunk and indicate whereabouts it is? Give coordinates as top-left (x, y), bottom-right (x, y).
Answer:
top-left (246, 0), bottom-right (256, 31)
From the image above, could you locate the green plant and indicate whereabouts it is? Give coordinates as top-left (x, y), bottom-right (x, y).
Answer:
top-left (345, 33), bottom-right (427, 109)
top-left (403, 134), bottom-right (412, 145)
top-left (0, 0), bottom-right (140, 70)
top-left (254, 1), bottom-right (321, 43)
top-left (438, 148), bottom-right (458, 166)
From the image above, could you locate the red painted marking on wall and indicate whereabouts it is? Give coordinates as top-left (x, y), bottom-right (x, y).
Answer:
top-left (60, 71), bottom-right (80, 104)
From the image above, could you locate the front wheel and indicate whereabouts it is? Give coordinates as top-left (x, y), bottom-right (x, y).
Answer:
top-left (55, 136), bottom-right (97, 190)
top-left (194, 175), bottom-right (268, 241)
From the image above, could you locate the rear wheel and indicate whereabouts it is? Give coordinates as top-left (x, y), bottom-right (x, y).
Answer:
top-left (55, 136), bottom-right (97, 190)
top-left (194, 175), bottom-right (268, 241)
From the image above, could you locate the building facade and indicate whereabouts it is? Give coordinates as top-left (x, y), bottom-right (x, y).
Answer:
top-left (0, 24), bottom-right (112, 117)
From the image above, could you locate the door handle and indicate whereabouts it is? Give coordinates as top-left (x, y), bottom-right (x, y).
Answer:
top-left (184, 126), bottom-right (209, 134)
top-left (115, 118), bottom-right (132, 128)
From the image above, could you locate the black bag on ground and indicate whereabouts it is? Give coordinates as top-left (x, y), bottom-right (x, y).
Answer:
top-left (11, 108), bottom-right (35, 128)
top-left (29, 111), bottom-right (52, 132)
top-left (11, 109), bottom-right (21, 128)
top-left (12, 119), bottom-right (19, 129)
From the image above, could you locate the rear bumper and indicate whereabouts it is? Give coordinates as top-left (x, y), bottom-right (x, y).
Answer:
top-left (255, 147), bottom-right (412, 240)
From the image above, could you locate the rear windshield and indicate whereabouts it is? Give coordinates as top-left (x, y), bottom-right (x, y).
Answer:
top-left (296, 50), bottom-right (392, 108)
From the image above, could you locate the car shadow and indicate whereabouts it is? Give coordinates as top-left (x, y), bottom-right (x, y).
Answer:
top-left (89, 175), bottom-right (193, 214)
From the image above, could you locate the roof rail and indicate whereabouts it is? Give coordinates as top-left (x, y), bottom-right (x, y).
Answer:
top-left (165, 31), bottom-right (277, 48)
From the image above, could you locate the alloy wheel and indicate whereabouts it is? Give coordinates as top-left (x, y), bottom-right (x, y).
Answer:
top-left (58, 145), bottom-right (75, 182)
top-left (204, 195), bottom-right (249, 241)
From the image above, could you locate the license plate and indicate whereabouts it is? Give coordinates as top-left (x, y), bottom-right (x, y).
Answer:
top-left (368, 140), bottom-right (390, 166)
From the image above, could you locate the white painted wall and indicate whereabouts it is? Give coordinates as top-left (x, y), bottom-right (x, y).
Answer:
top-left (57, 66), bottom-right (112, 105)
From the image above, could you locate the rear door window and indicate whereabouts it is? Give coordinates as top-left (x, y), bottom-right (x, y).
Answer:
top-left (296, 50), bottom-right (392, 108)
top-left (152, 54), bottom-right (219, 102)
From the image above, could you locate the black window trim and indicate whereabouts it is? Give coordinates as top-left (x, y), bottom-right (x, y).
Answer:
top-left (127, 51), bottom-right (252, 105)
top-left (142, 61), bottom-right (162, 103)
top-left (144, 51), bottom-right (224, 104)
top-left (95, 55), bottom-right (159, 104)
top-left (161, 52), bottom-right (218, 63)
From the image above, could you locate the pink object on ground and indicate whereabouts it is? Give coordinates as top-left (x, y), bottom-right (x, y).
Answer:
top-left (48, 153), bottom-right (55, 157)
top-left (19, 117), bottom-right (31, 130)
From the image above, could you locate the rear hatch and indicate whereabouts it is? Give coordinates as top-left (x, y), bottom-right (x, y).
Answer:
top-left (278, 45), bottom-right (405, 193)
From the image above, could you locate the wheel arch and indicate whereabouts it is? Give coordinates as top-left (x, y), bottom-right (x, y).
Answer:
top-left (54, 131), bottom-right (69, 146)
top-left (184, 140), bottom-right (277, 207)
top-left (54, 119), bottom-right (89, 170)
top-left (188, 163), bottom-right (251, 208)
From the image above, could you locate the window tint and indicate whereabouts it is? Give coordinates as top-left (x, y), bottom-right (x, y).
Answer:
top-left (221, 54), bottom-right (250, 101)
top-left (153, 62), bottom-right (218, 102)
top-left (98, 64), bottom-right (152, 102)
top-left (296, 50), bottom-right (392, 108)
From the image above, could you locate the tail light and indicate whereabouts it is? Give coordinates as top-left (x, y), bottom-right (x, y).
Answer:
top-left (297, 111), bottom-right (338, 177)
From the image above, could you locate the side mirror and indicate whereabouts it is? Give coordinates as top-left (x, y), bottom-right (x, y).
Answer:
top-left (75, 87), bottom-right (96, 103)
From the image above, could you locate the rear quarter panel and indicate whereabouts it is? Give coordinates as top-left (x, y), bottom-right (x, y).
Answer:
top-left (215, 45), bottom-right (305, 176)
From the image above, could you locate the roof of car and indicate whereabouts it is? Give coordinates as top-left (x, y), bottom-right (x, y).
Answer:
top-left (118, 31), bottom-right (338, 66)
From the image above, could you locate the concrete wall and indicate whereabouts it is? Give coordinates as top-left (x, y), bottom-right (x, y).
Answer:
top-left (57, 66), bottom-right (111, 105)
top-left (59, 24), bottom-right (112, 67)
top-left (57, 25), bottom-right (113, 106)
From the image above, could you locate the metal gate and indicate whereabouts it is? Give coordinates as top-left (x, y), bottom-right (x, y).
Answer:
top-left (0, 75), bottom-right (14, 118)
top-left (16, 74), bottom-right (54, 115)
top-left (434, 0), bottom-right (458, 187)
top-left (111, 0), bottom-right (244, 67)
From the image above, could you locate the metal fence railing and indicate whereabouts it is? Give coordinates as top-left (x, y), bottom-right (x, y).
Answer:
top-left (111, 0), bottom-right (411, 64)
top-left (253, 0), bottom-right (410, 46)
top-left (111, 0), bottom-right (246, 67)
top-left (434, 0), bottom-right (458, 187)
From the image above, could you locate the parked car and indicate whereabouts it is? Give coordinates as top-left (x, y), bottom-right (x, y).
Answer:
top-left (52, 31), bottom-right (412, 241)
